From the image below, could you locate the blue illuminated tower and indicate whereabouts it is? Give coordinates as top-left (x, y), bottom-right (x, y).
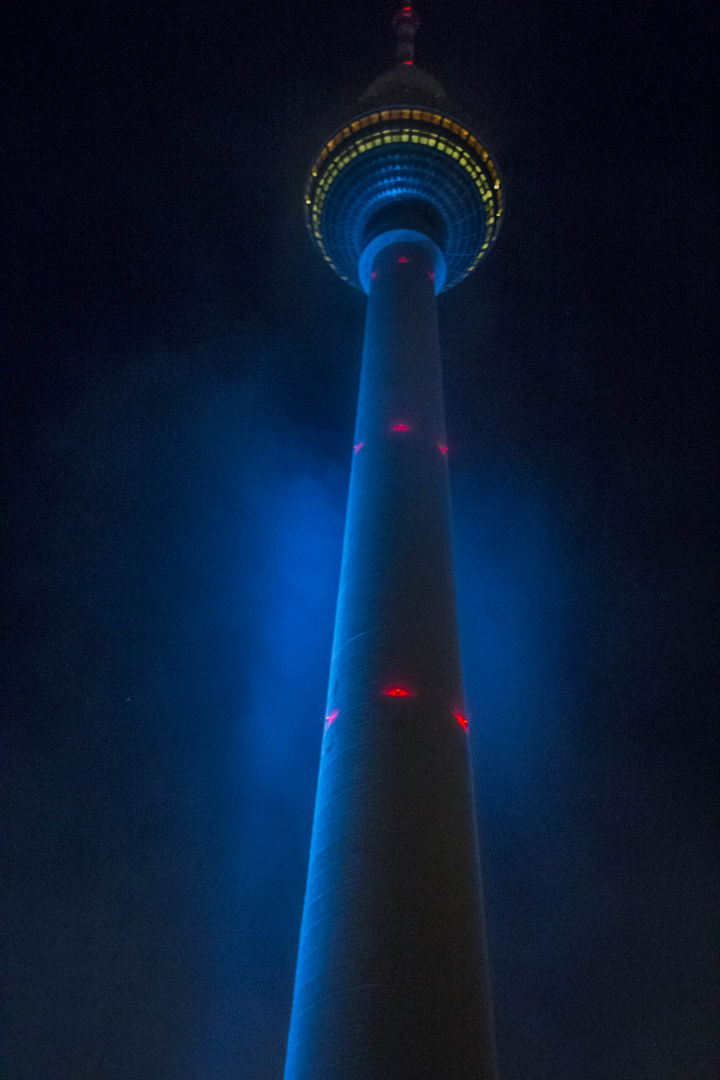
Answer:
top-left (284, 10), bottom-right (503, 1078)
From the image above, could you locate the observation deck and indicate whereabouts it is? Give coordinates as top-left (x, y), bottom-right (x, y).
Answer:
top-left (304, 64), bottom-right (503, 293)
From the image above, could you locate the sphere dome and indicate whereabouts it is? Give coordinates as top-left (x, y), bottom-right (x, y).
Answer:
top-left (304, 63), bottom-right (503, 292)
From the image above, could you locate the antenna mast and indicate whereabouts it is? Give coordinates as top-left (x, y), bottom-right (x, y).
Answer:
top-left (393, 5), bottom-right (420, 66)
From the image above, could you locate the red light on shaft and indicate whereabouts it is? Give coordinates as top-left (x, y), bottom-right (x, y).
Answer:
top-left (384, 687), bottom-right (414, 697)
top-left (455, 712), bottom-right (468, 729)
top-left (438, 444), bottom-right (448, 456)
top-left (325, 709), bottom-right (339, 730)
top-left (392, 423), bottom-right (410, 432)
top-left (353, 441), bottom-right (364, 453)
top-left (397, 256), bottom-right (410, 263)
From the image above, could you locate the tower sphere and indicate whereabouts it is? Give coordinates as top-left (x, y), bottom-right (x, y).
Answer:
top-left (305, 60), bottom-right (503, 293)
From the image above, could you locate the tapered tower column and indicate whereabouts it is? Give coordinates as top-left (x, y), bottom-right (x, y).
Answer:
top-left (285, 10), bottom-right (503, 1077)
top-left (284, 240), bottom-right (496, 1080)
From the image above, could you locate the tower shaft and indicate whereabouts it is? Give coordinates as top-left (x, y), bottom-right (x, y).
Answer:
top-left (284, 241), bottom-right (496, 1080)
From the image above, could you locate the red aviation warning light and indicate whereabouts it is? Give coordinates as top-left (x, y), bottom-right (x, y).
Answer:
top-left (383, 686), bottom-right (415, 697)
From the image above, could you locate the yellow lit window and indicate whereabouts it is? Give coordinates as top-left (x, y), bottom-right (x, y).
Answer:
top-left (380, 111), bottom-right (390, 121)
top-left (369, 112), bottom-right (379, 123)
top-left (401, 109), bottom-right (410, 119)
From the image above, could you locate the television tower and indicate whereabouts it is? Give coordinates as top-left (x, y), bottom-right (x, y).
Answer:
top-left (284, 9), bottom-right (502, 1078)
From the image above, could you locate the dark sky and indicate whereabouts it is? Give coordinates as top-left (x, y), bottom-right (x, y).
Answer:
top-left (4, 1), bottom-right (717, 1078)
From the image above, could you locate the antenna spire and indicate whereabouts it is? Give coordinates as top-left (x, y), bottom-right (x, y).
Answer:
top-left (393, 5), bottom-right (420, 66)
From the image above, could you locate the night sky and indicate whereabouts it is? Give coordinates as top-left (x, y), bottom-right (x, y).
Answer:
top-left (4, 2), bottom-right (717, 1078)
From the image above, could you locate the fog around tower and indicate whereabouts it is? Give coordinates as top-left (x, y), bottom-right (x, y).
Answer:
top-left (5, 2), bottom-right (715, 1078)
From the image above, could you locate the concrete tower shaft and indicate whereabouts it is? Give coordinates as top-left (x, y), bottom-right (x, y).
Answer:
top-left (283, 240), bottom-right (497, 1080)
